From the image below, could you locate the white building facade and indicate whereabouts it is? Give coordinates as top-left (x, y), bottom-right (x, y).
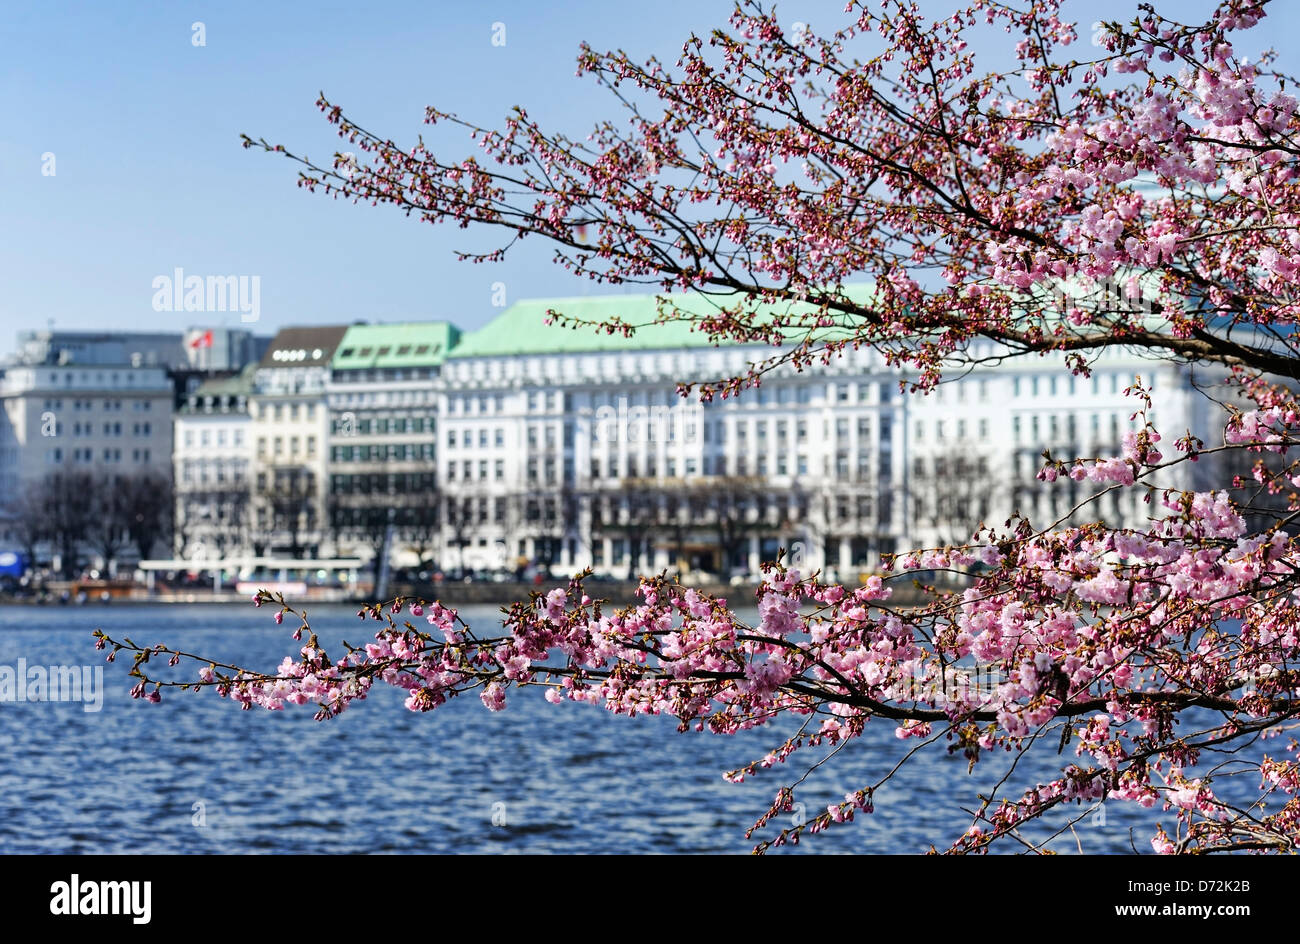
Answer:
top-left (247, 326), bottom-right (347, 558)
top-left (160, 293), bottom-right (1219, 584)
top-left (0, 363), bottom-right (175, 570)
top-left (173, 366), bottom-right (254, 560)
top-left (433, 295), bottom-right (1211, 581)
top-left (325, 322), bottom-right (455, 573)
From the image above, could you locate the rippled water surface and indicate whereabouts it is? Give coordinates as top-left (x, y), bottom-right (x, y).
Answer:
top-left (0, 602), bottom-right (1260, 854)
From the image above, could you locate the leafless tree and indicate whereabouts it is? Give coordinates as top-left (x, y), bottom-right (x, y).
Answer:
top-left (911, 451), bottom-right (1000, 548)
top-left (4, 478), bottom-right (49, 575)
top-left (122, 471), bottom-right (173, 562)
top-left (256, 465), bottom-right (317, 559)
top-left (41, 470), bottom-right (95, 576)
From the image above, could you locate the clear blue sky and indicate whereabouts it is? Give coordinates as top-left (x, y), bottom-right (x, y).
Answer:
top-left (1, 0), bottom-right (1293, 356)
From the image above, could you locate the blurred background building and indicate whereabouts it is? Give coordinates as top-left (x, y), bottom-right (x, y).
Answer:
top-left (0, 293), bottom-right (1220, 589)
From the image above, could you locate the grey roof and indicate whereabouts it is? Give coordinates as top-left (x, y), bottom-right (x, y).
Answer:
top-left (259, 325), bottom-right (350, 368)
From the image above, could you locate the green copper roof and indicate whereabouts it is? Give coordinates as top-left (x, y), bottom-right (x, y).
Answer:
top-left (332, 322), bottom-right (461, 370)
top-left (447, 287), bottom-right (877, 358)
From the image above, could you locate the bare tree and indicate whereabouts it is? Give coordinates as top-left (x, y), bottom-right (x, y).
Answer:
top-left (256, 465), bottom-right (317, 559)
top-left (40, 470), bottom-right (95, 576)
top-left (910, 451), bottom-right (999, 548)
top-left (85, 474), bottom-right (132, 571)
top-left (443, 494), bottom-right (477, 577)
top-left (175, 476), bottom-right (250, 560)
top-left (590, 482), bottom-right (662, 580)
top-left (5, 478), bottom-right (50, 575)
top-left (396, 490), bottom-right (441, 575)
top-left (328, 460), bottom-right (399, 585)
top-left (122, 471), bottom-right (173, 562)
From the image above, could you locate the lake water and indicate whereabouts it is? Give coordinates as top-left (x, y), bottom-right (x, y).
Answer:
top-left (0, 601), bottom-right (1259, 854)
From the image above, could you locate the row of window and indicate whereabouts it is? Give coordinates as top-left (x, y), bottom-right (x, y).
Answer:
top-left (329, 388), bottom-right (436, 407)
top-left (910, 413), bottom-right (1147, 445)
top-left (52, 447), bottom-right (152, 464)
top-left (444, 347), bottom-right (891, 385)
top-left (441, 450), bottom-right (893, 484)
top-left (331, 367), bottom-right (439, 382)
top-left (827, 495), bottom-right (891, 524)
top-left (252, 402), bottom-right (318, 422)
top-left (330, 415), bottom-right (434, 436)
top-left (330, 443), bottom-right (436, 463)
top-left (180, 467), bottom-right (247, 486)
top-left (182, 428), bottom-right (246, 449)
top-left (1007, 412), bottom-right (1144, 444)
top-left (912, 456), bottom-right (992, 478)
top-left (1009, 372), bottom-right (1143, 398)
top-left (65, 398), bottom-right (155, 412)
top-left (329, 472), bottom-right (438, 494)
top-left (913, 418), bottom-right (991, 442)
top-left (254, 469), bottom-right (316, 493)
top-left (448, 427), bottom-right (509, 449)
top-left (41, 371), bottom-right (163, 388)
top-left (444, 415), bottom-right (896, 451)
top-left (68, 421), bottom-right (154, 437)
top-left (43, 398), bottom-right (150, 412)
top-left (257, 436), bottom-right (317, 459)
top-left (449, 393), bottom-right (509, 416)
top-left (449, 459), bottom-right (508, 483)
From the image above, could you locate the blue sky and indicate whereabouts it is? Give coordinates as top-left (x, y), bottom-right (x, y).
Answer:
top-left (2, 0), bottom-right (1294, 356)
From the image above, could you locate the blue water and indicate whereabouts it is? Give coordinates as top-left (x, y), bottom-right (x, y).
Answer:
top-left (0, 602), bottom-right (1262, 854)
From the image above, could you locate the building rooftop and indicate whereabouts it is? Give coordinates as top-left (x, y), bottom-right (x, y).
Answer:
top-left (259, 325), bottom-right (349, 369)
top-left (332, 322), bottom-right (461, 370)
top-left (191, 363), bottom-right (257, 398)
top-left (12, 330), bottom-right (188, 369)
top-left (447, 287), bottom-right (875, 359)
